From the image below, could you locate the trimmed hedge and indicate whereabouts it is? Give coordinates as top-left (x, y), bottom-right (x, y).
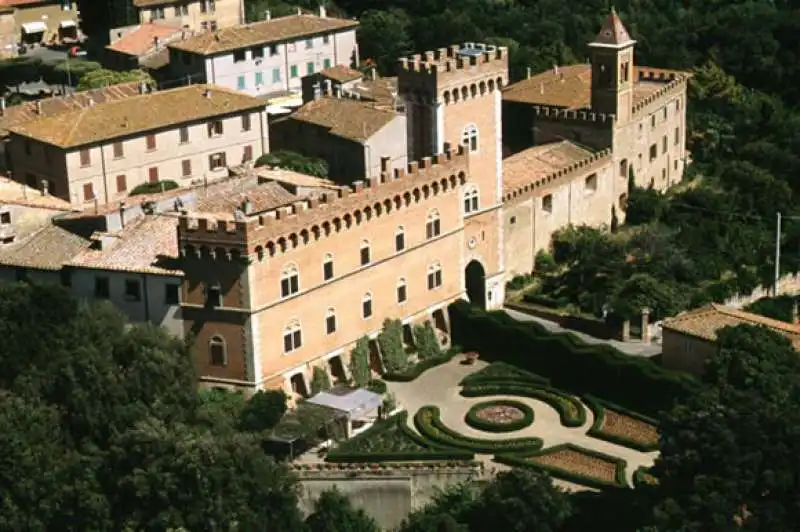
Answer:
top-left (366, 379), bottom-right (388, 394)
top-left (460, 361), bottom-right (550, 387)
top-left (464, 399), bottom-right (534, 433)
top-left (522, 292), bottom-right (570, 308)
top-left (461, 383), bottom-right (586, 428)
top-left (327, 411), bottom-right (474, 463)
top-left (632, 466), bottom-right (659, 488)
top-left (414, 405), bottom-right (543, 454)
top-left (384, 345), bottom-right (460, 382)
top-left (583, 395), bottom-right (660, 452)
top-left (496, 443), bottom-right (629, 490)
top-left (449, 300), bottom-right (701, 418)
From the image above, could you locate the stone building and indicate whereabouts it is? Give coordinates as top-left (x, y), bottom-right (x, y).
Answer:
top-left (114, 0), bottom-right (242, 36)
top-left (0, 0), bottom-right (80, 46)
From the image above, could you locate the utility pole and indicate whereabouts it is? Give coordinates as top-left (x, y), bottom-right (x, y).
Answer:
top-left (775, 211), bottom-right (782, 295)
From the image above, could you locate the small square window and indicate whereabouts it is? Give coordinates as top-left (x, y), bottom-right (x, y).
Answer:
top-left (252, 46), bottom-right (264, 58)
top-left (241, 114), bottom-right (251, 131)
top-left (116, 174), bottom-right (127, 192)
top-left (397, 283), bottom-right (407, 303)
top-left (323, 58), bottom-right (331, 69)
top-left (542, 194), bottom-right (553, 214)
top-left (165, 284), bottom-right (180, 304)
top-left (209, 152), bottom-right (226, 170)
top-left (395, 231), bottom-right (405, 252)
top-left (362, 298), bottom-right (373, 318)
top-left (205, 284), bottom-right (222, 306)
top-left (323, 34), bottom-right (330, 45)
top-left (305, 38), bottom-right (313, 49)
top-left (125, 279), bottom-right (141, 301)
top-left (233, 49), bottom-right (246, 62)
top-left (94, 277), bottom-right (110, 298)
top-left (269, 44), bottom-right (278, 56)
top-left (290, 65), bottom-right (298, 78)
top-left (179, 126), bottom-right (189, 144)
top-left (182, 159), bottom-right (192, 177)
top-left (0, 212), bottom-right (10, 224)
top-left (146, 134), bottom-right (156, 151)
top-left (509, 216), bottom-right (516, 225)
top-left (326, 313), bottom-right (336, 334)
top-left (113, 142), bottom-right (124, 158)
top-left (360, 245), bottom-right (371, 266)
top-left (323, 259), bottom-right (334, 280)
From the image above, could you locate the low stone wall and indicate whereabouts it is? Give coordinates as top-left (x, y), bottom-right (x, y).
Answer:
top-left (293, 462), bottom-right (482, 530)
top-left (505, 302), bottom-right (618, 340)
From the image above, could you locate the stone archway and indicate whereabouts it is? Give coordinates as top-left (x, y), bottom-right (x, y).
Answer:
top-left (327, 355), bottom-right (347, 384)
top-left (465, 260), bottom-right (486, 309)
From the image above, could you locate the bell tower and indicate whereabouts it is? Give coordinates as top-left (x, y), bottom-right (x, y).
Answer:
top-left (589, 8), bottom-right (636, 124)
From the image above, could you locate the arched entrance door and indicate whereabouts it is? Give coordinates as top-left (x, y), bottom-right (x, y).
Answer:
top-left (465, 260), bottom-right (486, 309)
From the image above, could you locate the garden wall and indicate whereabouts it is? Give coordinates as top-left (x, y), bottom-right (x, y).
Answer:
top-left (448, 300), bottom-right (701, 418)
top-left (505, 302), bottom-right (618, 340)
top-left (294, 464), bottom-right (480, 530)
top-left (723, 273), bottom-right (800, 309)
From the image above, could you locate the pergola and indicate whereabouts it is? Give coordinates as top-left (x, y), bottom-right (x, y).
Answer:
top-left (307, 388), bottom-right (383, 438)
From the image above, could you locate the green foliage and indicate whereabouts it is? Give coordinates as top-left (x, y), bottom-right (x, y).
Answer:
top-left (377, 318), bottom-right (407, 373)
top-left (305, 487), bottom-right (380, 532)
top-left (255, 150), bottom-right (329, 178)
top-left (399, 484), bottom-right (475, 532)
top-left (625, 186), bottom-right (668, 225)
top-left (382, 392), bottom-right (397, 413)
top-left (194, 387), bottom-right (247, 431)
top-left (412, 322), bottom-right (441, 360)
top-left (129, 180), bottom-right (179, 196)
top-left (366, 378), bottom-right (387, 394)
top-left (534, 250), bottom-right (557, 274)
top-left (383, 346), bottom-right (458, 382)
top-left (461, 383), bottom-right (585, 428)
top-left (348, 336), bottom-right (371, 387)
top-left (460, 361), bottom-right (550, 387)
top-left (76, 68), bottom-right (154, 91)
top-left (583, 395), bottom-right (660, 452)
top-left (609, 273), bottom-right (688, 322)
top-left (311, 366), bottom-right (332, 395)
top-left (238, 389), bottom-right (288, 432)
top-left (745, 294), bottom-right (798, 323)
top-left (464, 399), bottom-right (534, 433)
top-left (506, 273), bottom-right (534, 290)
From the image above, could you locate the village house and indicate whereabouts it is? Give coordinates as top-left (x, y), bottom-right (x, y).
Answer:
top-left (103, 21), bottom-right (185, 72)
top-left (0, 0), bottom-right (80, 48)
top-left (5, 84), bottom-right (269, 206)
top-left (106, 0), bottom-right (243, 40)
top-left (167, 7), bottom-right (358, 100)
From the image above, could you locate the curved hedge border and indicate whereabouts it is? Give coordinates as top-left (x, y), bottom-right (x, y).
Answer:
top-left (464, 399), bottom-right (534, 433)
top-left (460, 361), bottom-right (550, 387)
top-left (583, 395), bottom-right (660, 452)
top-left (632, 466), bottom-right (659, 489)
top-left (327, 411), bottom-right (474, 463)
top-left (495, 443), bottom-right (629, 490)
top-left (414, 405), bottom-right (543, 454)
top-left (461, 383), bottom-right (586, 428)
top-left (383, 346), bottom-right (460, 382)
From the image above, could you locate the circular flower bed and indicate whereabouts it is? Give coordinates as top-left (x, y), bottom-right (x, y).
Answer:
top-left (465, 399), bottom-right (534, 433)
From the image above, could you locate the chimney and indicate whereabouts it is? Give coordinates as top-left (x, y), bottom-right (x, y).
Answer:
top-left (312, 82), bottom-right (321, 100)
top-left (265, 9), bottom-right (270, 21)
top-left (40, 179), bottom-right (48, 196)
top-left (319, 5), bottom-right (326, 18)
top-left (35, 100), bottom-right (42, 115)
top-left (527, 67), bottom-right (531, 79)
top-left (369, 67), bottom-right (377, 81)
top-left (324, 79), bottom-right (332, 96)
top-left (138, 80), bottom-right (148, 94)
top-left (242, 197), bottom-right (253, 214)
top-left (333, 85), bottom-right (341, 98)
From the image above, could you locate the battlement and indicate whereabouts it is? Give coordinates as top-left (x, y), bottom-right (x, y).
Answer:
top-left (632, 69), bottom-right (691, 115)
top-left (533, 105), bottom-right (615, 125)
top-left (503, 148), bottom-right (613, 202)
top-left (398, 43), bottom-right (507, 75)
top-left (179, 145), bottom-right (470, 256)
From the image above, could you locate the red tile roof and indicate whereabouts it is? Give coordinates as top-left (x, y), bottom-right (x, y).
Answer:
top-left (106, 23), bottom-right (182, 56)
top-left (591, 8), bottom-right (634, 46)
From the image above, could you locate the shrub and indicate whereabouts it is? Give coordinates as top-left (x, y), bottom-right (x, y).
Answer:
top-left (583, 395), bottom-right (660, 452)
top-left (384, 346), bottom-right (460, 382)
top-left (448, 300), bottom-right (701, 418)
top-left (745, 294), bottom-right (798, 323)
top-left (310, 366), bottom-right (332, 395)
top-left (255, 150), bottom-right (328, 177)
top-left (378, 319), bottom-right (407, 372)
top-left (238, 390), bottom-right (287, 432)
top-left (413, 322), bottom-right (441, 360)
top-left (534, 250), bottom-right (557, 274)
top-left (464, 399), bottom-right (534, 433)
top-left (348, 336), bottom-right (372, 387)
top-left (522, 292), bottom-right (569, 309)
top-left (129, 180), bottom-right (179, 196)
top-left (506, 273), bottom-right (533, 290)
top-left (414, 406), bottom-right (543, 454)
top-left (461, 383), bottom-right (585, 428)
top-left (632, 466), bottom-right (659, 488)
top-left (460, 361), bottom-right (550, 387)
top-left (366, 379), bottom-right (387, 394)
top-left (382, 392), bottom-right (397, 413)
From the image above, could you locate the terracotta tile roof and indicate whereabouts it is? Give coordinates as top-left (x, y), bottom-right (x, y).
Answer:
top-left (8, 84), bottom-right (266, 149)
top-left (106, 23), bottom-right (182, 56)
top-left (255, 167), bottom-right (341, 190)
top-left (195, 180), bottom-right (297, 219)
top-left (0, 82), bottom-right (142, 138)
top-left (68, 214), bottom-right (183, 276)
top-left (320, 65), bottom-right (362, 83)
top-left (345, 77), bottom-right (398, 110)
top-left (169, 14), bottom-right (358, 56)
top-left (662, 304), bottom-right (800, 349)
top-left (0, 176), bottom-right (73, 210)
top-left (289, 96), bottom-right (398, 142)
top-left (502, 140), bottom-right (594, 195)
top-left (0, 224), bottom-right (89, 270)
top-left (502, 64), bottom-right (680, 109)
top-left (591, 9), bottom-right (634, 46)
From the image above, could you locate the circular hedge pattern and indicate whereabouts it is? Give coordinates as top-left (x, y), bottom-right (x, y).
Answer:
top-left (465, 399), bottom-right (534, 433)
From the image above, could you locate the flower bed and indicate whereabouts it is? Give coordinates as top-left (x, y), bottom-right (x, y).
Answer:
top-left (461, 383), bottom-right (586, 428)
top-left (460, 361), bottom-right (550, 387)
top-left (414, 405), bottom-right (543, 454)
top-left (464, 399), bottom-right (534, 433)
top-left (383, 346), bottom-right (460, 382)
top-left (327, 411), bottom-right (474, 463)
top-left (496, 443), bottom-right (628, 490)
top-left (584, 395), bottom-right (659, 452)
top-left (632, 466), bottom-right (659, 488)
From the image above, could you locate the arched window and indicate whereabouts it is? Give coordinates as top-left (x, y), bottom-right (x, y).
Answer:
top-left (283, 320), bottom-right (302, 353)
top-left (325, 308), bottom-right (337, 335)
top-left (461, 124), bottom-right (479, 152)
top-left (360, 239), bottom-right (371, 266)
top-left (619, 159), bottom-right (628, 178)
top-left (463, 186), bottom-right (479, 214)
top-left (322, 253), bottom-right (334, 281)
top-left (280, 263), bottom-right (299, 298)
top-left (427, 262), bottom-right (443, 290)
top-left (397, 278), bottom-right (407, 303)
top-left (426, 210), bottom-right (441, 239)
top-left (395, 226), bottom-right (405, 252)
top-left (209, 335), bottom-right (227, 366)
top-left (362, 292), bottom-right (373, 319)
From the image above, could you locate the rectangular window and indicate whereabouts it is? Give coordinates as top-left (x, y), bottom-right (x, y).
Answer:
top-left (663, 106), bottom-right (668, 120)
top-left (269, 44), bottom-right (278, 56)
top-left (323, 34), bottom-right (330, 45)
top-left (182, 159), bottom-right (192, 177)
top-left (146, 134), bottom-right (156, 151)
top-left (585, 173), bottom-right (598, 193)
top-left (360, 246), bottom-right (370, 266)
top-left (113, 142), bottom-right (124, 158)
top-left (233, 49), bottom-right (246, 62)
top-left (427, 269), bottom-right (442, 290)
top-left (179, 126), bottom-right (189, 144)
top-left (151, 7), bottom-right (164, 19)
top-left (251, 46), bottom-right (264, 59)
top-left (243, 145), bottom-right (253, 162)
top-left (323, 259), bottom-right (334, 280)
top-left (362, 298), bottom-right (372, 318)
top-left (79, 149), bottom-right (91, 167)
top-left (209, 152), bottom-right (227, 170)
top-left (165, 284), bottom-right (180, 304)
top-left (290, 65), bottom-right (298, 78)
top-left (83, 182), bottom-right (94, 201)
top-left (280, 275), bottom-right (299, 298)
top-left (674, 127), bottom-right (680, 146)
top-left (207, 120), bottom-right (223, 137)
top-left (116, 174), bottom-right (127, 192)
top-left (306, 62), bottom-right (314, 75)
top-left (124, 279), bottom-right (141, 301)
top-left (201, 21), bottom-right (208, 30)
top-left (178, 3), bottom-right (188, 16)
top-left (395, 232), bottom-right (405, 252)
top-left (255, 71), bottom-right (263, 85)
top-left (148, 167), bottom-right (159, 183)
top-left (305, 38), bottom-right (313, 49)
top-left (208, 0), bottom-right (215, 13)
top-left (542, 194), bottom-right (553, 214)
top-left (649, 144), bottom-right (657, 161)
top-left (94, 277), bottom-right (110, 298)
top-left (283, 328), bottom-right (302, 352)
top-left (323, 58), bottom-right (331, 69)
top-left (237, 75), bottom-right (246, 90)
top-left (241, 114), bottom-right (251, 131)
top-left (650, 115), bottom-right (656, 128)
top-left (326, 314), bottom-right (336, 334)
top-left (662, 135), bottom-right (667, 153)
top-left (397, 283), bottom-right (407, 303)
top-left (0, 212), bottom-right (10, 224)
top-left (272, 68), bottom-right (281, 83)
top-left (205, 283), bottom-right (222, 306)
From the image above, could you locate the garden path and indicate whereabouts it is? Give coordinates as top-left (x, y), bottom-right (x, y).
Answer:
top-left (387, 357), bottom-right (658, 488)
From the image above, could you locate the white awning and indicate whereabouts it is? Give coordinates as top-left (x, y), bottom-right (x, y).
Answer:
top-left (266, 104), bottom-right (292, 115)
top-left (21, 21), bottom-right (47, 34)
top-left (59, 20), bottom-right (76, 29)
top-left (307, 389), bottom-right (382, 420)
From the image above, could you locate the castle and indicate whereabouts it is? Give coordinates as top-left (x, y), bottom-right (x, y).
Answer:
top-left (177, 10), bottom-right (690, 396)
